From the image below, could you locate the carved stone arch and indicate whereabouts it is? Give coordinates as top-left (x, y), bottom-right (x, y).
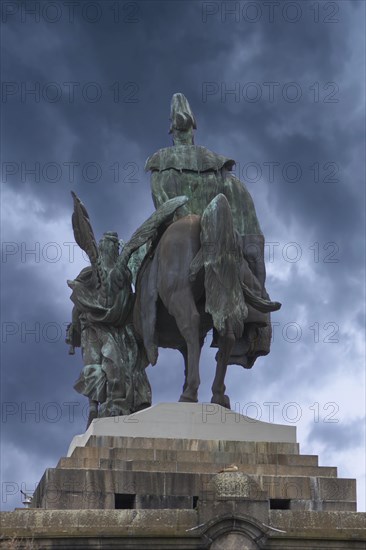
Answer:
top-left (200, 514), bottom-right (267, 549)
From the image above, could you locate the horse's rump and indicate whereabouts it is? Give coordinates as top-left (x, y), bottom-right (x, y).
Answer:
top-left (134, 199), bottom-right (277, 370)
top-left (133, 215), bottom-right (204, 365)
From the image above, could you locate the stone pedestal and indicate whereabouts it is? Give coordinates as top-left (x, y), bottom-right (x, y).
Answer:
top-left (1, 403), bottom-right (365, 549)
top-left (67, 402), bottom-right (297, 456)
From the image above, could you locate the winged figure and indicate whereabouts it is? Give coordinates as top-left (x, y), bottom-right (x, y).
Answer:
top-left (66, 191), bottom-right (188, 428)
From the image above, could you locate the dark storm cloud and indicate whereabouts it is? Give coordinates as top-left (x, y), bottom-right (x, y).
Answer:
top-left (3, 1), bottom-right (364, 241)
top-left (1, 0), bottom-right (365, 511)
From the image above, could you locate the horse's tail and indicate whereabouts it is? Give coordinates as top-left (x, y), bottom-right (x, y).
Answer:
top-left (200, 193), bottom-right (247, 337)
top-left (241, 282), bottom-right (281, 313)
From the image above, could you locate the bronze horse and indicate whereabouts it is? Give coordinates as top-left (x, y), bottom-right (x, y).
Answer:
top-left (134, 194), bottom-right (280, 408)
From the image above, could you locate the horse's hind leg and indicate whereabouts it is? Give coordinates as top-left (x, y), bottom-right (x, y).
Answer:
top-left (168, 292), bottom-right (202, 403)
top-left (179, 337), bottom-right (204, 396)
top-left (211, 320), bottom-right (235, 409)
top-left (179, 345), bottom-right (189, 395)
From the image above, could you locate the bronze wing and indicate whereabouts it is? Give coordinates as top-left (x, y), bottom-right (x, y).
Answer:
top-left (118, 195), bottom-right (189, 270)
top-left (71, 191), bottom-right (99, 269)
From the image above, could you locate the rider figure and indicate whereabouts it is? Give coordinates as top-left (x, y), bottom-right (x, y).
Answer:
top-left (145, 93), bottom-right (272, 369)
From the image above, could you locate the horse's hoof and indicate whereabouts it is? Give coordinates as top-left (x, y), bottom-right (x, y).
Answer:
top-left (211, 394), bottom-right (231, 410)
top-left (179, 394), bottom-right (198, 403)
top-left (222, 394), bottom-right (231, 410)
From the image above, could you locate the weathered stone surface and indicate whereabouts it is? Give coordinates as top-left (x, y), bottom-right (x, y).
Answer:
top-left (289, 499), bottom-right (357, 512)
top-left (34, 468), bottom-right (353, 511)
top-left (2, 508), bottom-right (365, 548)
top-left (0, 437), bottom-right (366, 550)
top-left (210, 533), bottom-right (258, 549)
top-left (317, 476), bottom-right (356, 501)
top-left (58, 456), bottom-right (336, 478)
top-left (32, 427), bottom-right (357, 520)
top-left (5, 416), bottom-right (364, 548)
top-left (85, 435), bottom-right (300, 455)
top-left (211, 472), bottom-right (260, 499)
top-left (66, 445), bottom-right (317, 466)
top-left (269, 509), bottom-right (366, 537)
top-left (0, 509), bottom-right (198, 538)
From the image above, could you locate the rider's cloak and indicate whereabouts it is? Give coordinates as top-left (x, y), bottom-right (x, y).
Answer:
top-left (145, 144), bottom-right (272, 369)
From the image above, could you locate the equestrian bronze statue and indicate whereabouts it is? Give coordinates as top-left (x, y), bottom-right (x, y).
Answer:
top-left (67, 93), bottom-right (281, 420)
top-left (133, 93), bottom-right (281, 409)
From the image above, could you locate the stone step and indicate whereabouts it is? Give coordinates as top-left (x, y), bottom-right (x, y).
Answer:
top-left (67, 446), bottom-right (317, 466)
top-left (257, 475), bottom-right (356, 502)
top-left (85, 435), bottom-right (300, 455)
top-left (32, 468), bottom-right (356, 510)
top-left (57, 456), bottom-right (336, 477)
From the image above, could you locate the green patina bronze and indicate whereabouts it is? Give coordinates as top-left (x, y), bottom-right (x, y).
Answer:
top-left (66, 193), bottom-right (188, 427)
top-left (67, 93), bottom-right (280, 417)
top-left (147, 146), bottom-right (262, 237)
top-left (145, 93), bottom-right (273, 369)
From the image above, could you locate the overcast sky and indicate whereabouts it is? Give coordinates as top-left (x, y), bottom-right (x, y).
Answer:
top-left (1, 0), bottom-right (365, 513)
